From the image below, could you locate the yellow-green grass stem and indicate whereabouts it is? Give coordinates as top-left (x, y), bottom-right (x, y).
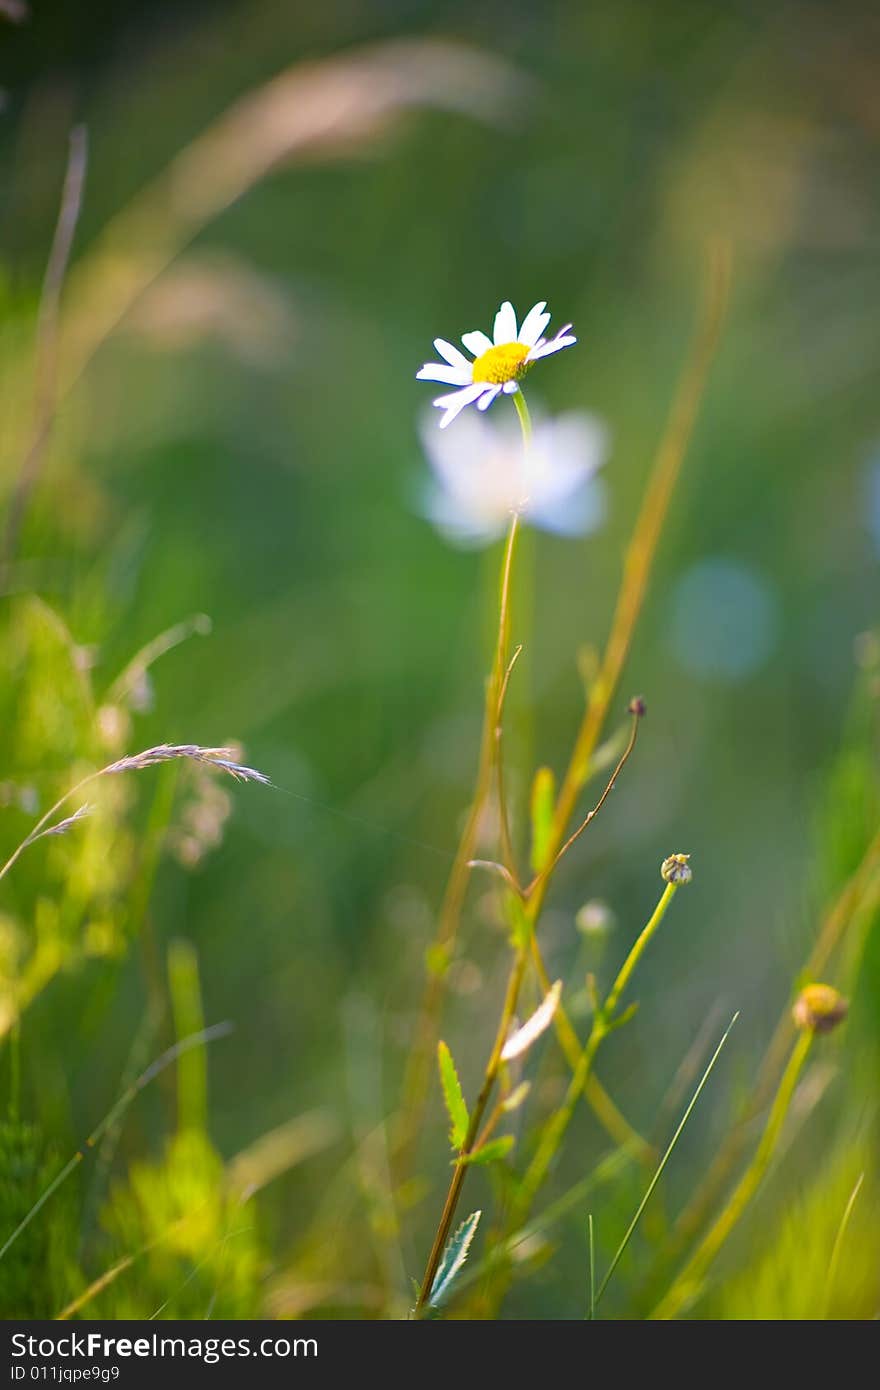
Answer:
top-left (823, 1171), bottom-right (864, 1319)
top-left (395, 505), bottom-right (520, 1167)
top-left (512, 880), bottom-right (680, 1228)
top-left (652, 1028), bottom-right (813, 1320)
top-left (672, 822), bottom-right (880, 1255)
top-left (512, 249), bottom-right (728, 1164)
top-left (512, 385), bottom-right (532, 445)
top-left (593, 1011), bottom-right (739, 1314)
top-left (414, 387), bottom-right (537, 1306)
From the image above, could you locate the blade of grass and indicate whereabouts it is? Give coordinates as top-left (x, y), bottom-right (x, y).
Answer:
top-left (587, 1213), bottom-right (596, 1320)
top-left (450, 1145), bottom-right (636, 1304)
top-left (823, 1171), bottom-right (864, 1319)
top-left (0, 1022), bottom-right (232, 1263)
top-left (594, 1011), bottom-right (739, 1311)
top-left (1, 124), bottom-right (88, 575)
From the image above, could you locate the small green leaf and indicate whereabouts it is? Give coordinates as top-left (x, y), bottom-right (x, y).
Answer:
top-left (429, 1209), bottom-right (481, 1307)
top-left (437, 1041), bottom-right (469, 1150)
top-left (529, 766), bottom-right (556, 873)
top-left (458, 1136), bottom-right (515, 1167)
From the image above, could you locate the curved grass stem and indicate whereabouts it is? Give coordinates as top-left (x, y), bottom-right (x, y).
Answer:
top-left (651, 1028), bottom-right (813, 1320)
top-left (671, 822), bottom-right (880, 1255)
top-left (510, 881), bottom-right (680, 1228)
top-left (823, 1172), bottom-right (864, 1319)
top-left (593, 1011), bottom-right (739, 1313)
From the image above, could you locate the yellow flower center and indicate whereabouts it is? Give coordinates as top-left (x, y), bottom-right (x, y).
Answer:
top-left (471, 341), bottom-right (532, 385)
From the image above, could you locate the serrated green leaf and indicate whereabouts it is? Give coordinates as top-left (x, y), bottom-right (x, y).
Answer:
top-left (437, 1041), bottom-right (469, 1150)
top-left (429, 1209), bottom-right (481, 1307)
top-left (458, 1135), bottom-right (515, 1167)
top-left (529, 766), bottom-right (556, 873)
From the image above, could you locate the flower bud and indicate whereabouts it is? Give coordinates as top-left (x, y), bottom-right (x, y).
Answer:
top-left (661, 852), bottom-right (692, 885)
top-left (628, 695), bottom-right (647, 718)
top-left (792, 983), bottom-right (848, 1035)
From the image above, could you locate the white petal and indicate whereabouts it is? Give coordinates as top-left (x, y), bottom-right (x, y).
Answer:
top-left (501, 982), bottom-right (562, 1061)
top-left (461, 330), bottom-right (493, 357)
top-left (493, 300), bottom-right (518, 345)
top-left (527, 331), bottom-right (577, 362)
top-left (434, 338), bottom-right (470, 370)
top-left (502, 380), bottom-right (520, 394)
top-left (417, 363), bottom-right (472, 385)
top-left (518, 301), bottom-right (550, 347)
top-left (433, 381), bottom-right (487, 428)
top-left (476, 385), bottom-right (502, 411)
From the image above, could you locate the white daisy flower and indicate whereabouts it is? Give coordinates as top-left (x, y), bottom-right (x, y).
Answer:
top-left (417, 300), bottom-right (577, 428)
top-left (419, 408), bottom-right (608, 548)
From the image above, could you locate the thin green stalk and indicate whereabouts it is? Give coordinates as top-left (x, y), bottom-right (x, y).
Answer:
top-left (410, 393), bottom-right (534, 1287)
top-left (531, 944), bottom-right (654, 1162)
top-left (594, 1011), bottom-right (739, 1312)
top-left (451, 1145), bottom-right (634, 1302)
top-left (0, 1023), bottom-right (232, 1264)
top-left (823, 1171), bottom-right (864, 1319)
top-left (672, 824), bottom-right (880, 1254)
top-left (512, 387), bottom-right (532, 445)
top-left (396, 497), bottom-right (520, 1171)
top-left (652, 1028), bottom-right (813, 1319)
top-left (606, 881), bottom-right (676, 1016)
top-left (8, 1020), bottom-right (20, 1123)
top-left (168, 940), bottom-right (208, 1135)
top-left (547, 244), bottom-right (730, 850)
top-left (0, 768), bottom-right (100, 886)
top-left (512, 880), bottom-right (681, 1227)
top-left (587, 1214), bottom-right (596, 1320)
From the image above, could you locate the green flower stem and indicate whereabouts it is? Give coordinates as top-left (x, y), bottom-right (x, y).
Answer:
top-left (415, 389), bottom-right (535, 1312)
top-left (511, 881), bottom-right (679, 1228)
top-left (606, 881), bottom-right (676, 1017)
top-left (395, 514), bottom-right (519, 1168)
top-left (651, 1027), bottom-right (813, 1320)
top-left (512, 386), bottom-right (532, 445)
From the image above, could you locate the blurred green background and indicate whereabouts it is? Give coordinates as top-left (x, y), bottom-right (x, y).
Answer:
top-left (0, 0), bottom-right (878, 1318)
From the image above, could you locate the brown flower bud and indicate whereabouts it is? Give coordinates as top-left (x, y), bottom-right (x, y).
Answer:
top-left (792, 983), bottom-right (848, 1035)
top-left (661, 852), bottom-right (692, 885)
top-left (628, 695), bottom-right (647, 718)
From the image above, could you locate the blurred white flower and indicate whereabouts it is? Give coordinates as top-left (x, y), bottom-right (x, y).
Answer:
top-left (419, 408), bottom-right (608, 547)
top-left (417, 300), bottom-right (576, 428)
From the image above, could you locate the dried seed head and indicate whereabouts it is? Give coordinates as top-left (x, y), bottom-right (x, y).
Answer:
top-left (103, 744), bottom-right (270, 785)
top-left (628, 695), bottom-right (647, 718)
top-left (792, 983), bottom-right (849, 1035)
top-left (661, 852), bottom-right (692, 885)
